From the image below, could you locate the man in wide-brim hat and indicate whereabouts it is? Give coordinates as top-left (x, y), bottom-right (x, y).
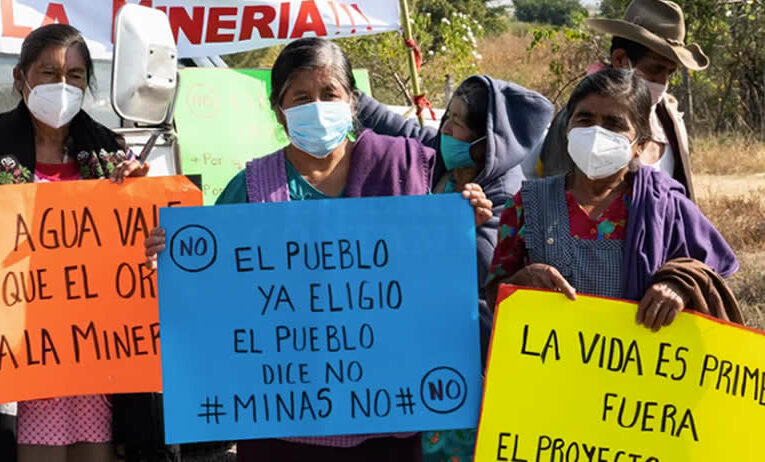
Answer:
top-left (536, 0), bottom-right (707, 201)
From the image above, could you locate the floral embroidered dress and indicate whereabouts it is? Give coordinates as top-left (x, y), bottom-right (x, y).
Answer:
top-left (488, 190), bottom-right (630, 284)
top-left (0, 102), bottom-right (133, 446)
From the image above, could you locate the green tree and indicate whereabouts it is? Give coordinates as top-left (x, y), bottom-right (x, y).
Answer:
top-left (599, 0), bottom-right (630, 19)
top-left (225, 0), bottom-right (505, 106)
top-left (513, 0), bottom-right (588, 27)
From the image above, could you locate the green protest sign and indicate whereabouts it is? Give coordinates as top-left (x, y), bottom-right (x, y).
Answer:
top-left (174, 68), bottom-right (372, 204)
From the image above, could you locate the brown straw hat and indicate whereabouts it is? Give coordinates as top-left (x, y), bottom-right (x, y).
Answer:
top-left (586, 0), bottom-right (709, 71)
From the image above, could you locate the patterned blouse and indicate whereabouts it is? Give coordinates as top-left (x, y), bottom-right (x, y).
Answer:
top-left (488, 190), bottom-right (631, 283)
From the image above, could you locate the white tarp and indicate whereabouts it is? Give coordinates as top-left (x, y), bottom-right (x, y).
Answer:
top-left (0, 0), bottom-right (401, 59)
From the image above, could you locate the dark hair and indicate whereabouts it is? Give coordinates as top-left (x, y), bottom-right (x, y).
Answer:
top-left (610, 36), bottom-right (650, 65)
top-left (270, 38), bottom-right (357, 110)
top-left (16, 24), bottom-right (95, 92)
top-left (566, 67), bottom-right (652, 142)
top-left (451, 77), bottom-right (489, 136)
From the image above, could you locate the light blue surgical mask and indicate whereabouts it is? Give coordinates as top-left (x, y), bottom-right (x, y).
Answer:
top-left (283, 101), bottom-right (354, 158)
top-left (440, 134), bottom-right (486, 171)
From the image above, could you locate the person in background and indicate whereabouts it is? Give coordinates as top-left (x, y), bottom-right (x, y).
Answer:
top-left (144, 37), bottom-right (492, 462)
top-left (354, 76), bottom-right (552, 462)
top-left (0, 24), bottom-right (149, 462)
top-left (487, 68), bottom-right (742, 332)
top-left (537, 0), bottom-right (707, 201)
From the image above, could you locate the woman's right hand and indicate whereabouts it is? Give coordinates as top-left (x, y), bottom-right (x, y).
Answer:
top-left (507, 263), bottom-right (577, 300)
top-left (144, 227), bottom-right (166, 269)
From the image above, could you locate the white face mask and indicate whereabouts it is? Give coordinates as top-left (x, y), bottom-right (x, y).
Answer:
top-left (25, 81), bottom-right (83, 129)
top-left (627, 60), bottom-right (668, 106)
top-left (568, 126), bottom-right (635, 180)
top-left (644, 80), bottom-right (667, 106)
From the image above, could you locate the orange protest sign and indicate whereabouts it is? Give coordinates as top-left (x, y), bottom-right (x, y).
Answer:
top-left (0, 176), bottom-right (202, 402)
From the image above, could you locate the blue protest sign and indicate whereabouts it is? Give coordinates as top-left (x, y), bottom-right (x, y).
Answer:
top-left (157, 194), bottom-right (481, 444)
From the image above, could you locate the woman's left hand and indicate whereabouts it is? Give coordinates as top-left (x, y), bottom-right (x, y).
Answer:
top-left (636, 281), bottom-right (689, 332)
top-left (461, 183), bottom-right (493, 226)
top-left (110, 159), bottom-right (150, 183)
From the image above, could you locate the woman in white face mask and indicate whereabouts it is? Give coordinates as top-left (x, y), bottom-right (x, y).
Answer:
top-left (0, 24), bottom-right (149, 462)
top-left (487, 68), bottom-right (742, 333)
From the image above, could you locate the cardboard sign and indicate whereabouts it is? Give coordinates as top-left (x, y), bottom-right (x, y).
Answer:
top-left (0, 176), bottom-right (202, 402)
top-left (174, 68), bottom-right (372, 204)
top-left (0, 0), bottom-right (400, 59)
top-left (157, 194), bottom-right (482, 444)
top-left (474, 287), bottom-right (765, 462)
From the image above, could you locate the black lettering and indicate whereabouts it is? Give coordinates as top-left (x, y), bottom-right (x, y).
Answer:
top-left (257, 246), bottom-right (274, 270)
top-left (132, 326), bottom-right (148, 356)
top-left (72, 322), bottom-right (100, 362)
top-left (286, 241), bottom-right (299, 270)
top-left (40, 329), bottom-right (60, 365)
top-left (235, 247), bottom-right (253, 272)
top-left (14, 214), bottom-right (35, 251)
top-left (0, 335), bottom-right (19, 370)
top-left (114, 325), bottom-right (131, 359)
top-left (116, 263), bottom-right (137, 298)
top-left (338, 239), bottom-right (353, 269)
top-left (497, 433), bottom-right (511, 461)
top-left (234, 394), bottom-right (256, 423)
top-left (321, 241), bottom-right (335, 270)
top-left (700, 354), bottom-right (719, 387)
top-left (373, 239), bottom-right (388, 267)
top-left (317, 387), bottom-right (332, 418)
top-left (235, 329), bottom-right (247, 353)
top-left (150, 323), bottom-right (160, 354)
top-left (139, 263), bottom-right (156, 299)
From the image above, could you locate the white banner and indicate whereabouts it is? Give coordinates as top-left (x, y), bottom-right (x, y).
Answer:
top-left (0, 0), bottom-right (401, 59)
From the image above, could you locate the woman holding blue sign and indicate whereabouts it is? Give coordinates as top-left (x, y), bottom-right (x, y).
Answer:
top-left (145, 37), bottom-right (492, 462)
top-left (487, 68), bottom-right (743, 329)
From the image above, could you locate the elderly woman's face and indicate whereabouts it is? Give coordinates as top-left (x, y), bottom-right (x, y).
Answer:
top-left (280, 67), bottom-right (350, 112)
top-left (16, 45), bottom-right (88, 96)
top-left (568, 93), bottom-right (638, 143)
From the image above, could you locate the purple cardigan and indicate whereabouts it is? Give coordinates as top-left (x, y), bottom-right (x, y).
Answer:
top-left (622, 167), bottom-right (738, 300)
top-left (244, 129), bottom-right (434, 201)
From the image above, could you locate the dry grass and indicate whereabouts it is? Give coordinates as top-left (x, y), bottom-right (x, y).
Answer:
top-left (697, 189), bottom-right (765, 330)
top-left (477, 32), bottom-right (555, 98)
top-left (697, 189), bottom-right (765, 253)
top-left (691, 135), bottom-right (765, 175)
top-left (727, 253), bottom-right (765, 330)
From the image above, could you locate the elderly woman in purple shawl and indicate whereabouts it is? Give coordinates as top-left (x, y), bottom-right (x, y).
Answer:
top-left (487, 68), bottom-right (741, 330)
top-left (144, 38), bottom-right (493, 462)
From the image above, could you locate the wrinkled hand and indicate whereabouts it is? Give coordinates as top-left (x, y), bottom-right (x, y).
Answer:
top-left (144, 227), bottom-right (166, 269)
top-left (636, 281), bottom-right (688, 332)
top-left (508, 263), bottom-right (577, 300)
top-left (110, 159), bottom-right (150, 183)
top-left (461, 183), bottom-right (493, 226)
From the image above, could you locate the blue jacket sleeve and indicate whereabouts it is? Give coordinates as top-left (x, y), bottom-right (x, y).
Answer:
top-left (355, 92), bottom-right (439, 148)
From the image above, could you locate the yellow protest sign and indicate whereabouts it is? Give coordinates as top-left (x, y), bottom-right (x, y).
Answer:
top-left (475, 287), bottom-right (764, 462)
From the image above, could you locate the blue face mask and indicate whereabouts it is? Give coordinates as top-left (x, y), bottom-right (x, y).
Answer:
top-left (440, 134), bottom-right (486, 171)
top-left (283, 102), bottom-right (354, 158)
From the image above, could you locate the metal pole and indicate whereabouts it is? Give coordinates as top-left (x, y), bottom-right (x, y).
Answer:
top-left (400, 0), bottom-right (424, 126)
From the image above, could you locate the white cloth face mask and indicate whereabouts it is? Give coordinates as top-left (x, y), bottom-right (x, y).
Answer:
top-left (567, 126), bottom-right (635, 180)
top-left (25, 81), bottom-right (83, 129)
